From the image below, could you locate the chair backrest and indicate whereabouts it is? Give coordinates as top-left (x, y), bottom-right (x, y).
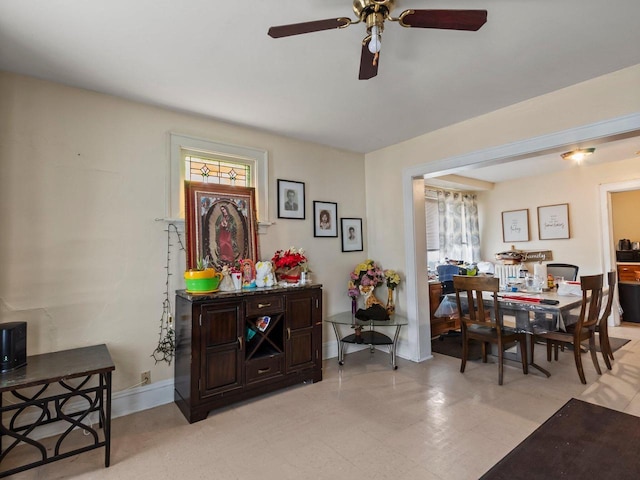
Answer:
top-left (600, 271), bottom-right (617, 324)
top-left (453, 275), bottom-right (500, 328)
top-left (575, 274), bottom-right (604, 333)
top-left (547, 263), bottom-right (579, 281)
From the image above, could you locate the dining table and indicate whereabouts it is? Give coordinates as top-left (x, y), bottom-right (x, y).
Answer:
top-left (434, 284), bottom-right (605, 377)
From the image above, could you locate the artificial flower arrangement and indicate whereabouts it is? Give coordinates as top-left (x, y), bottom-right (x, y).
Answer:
top-left (347, 259), bottom-right (385, 299)
top-left (271, 247), bottom-right (308, 283)
top-left (384, 269), bottom-right (401, 290)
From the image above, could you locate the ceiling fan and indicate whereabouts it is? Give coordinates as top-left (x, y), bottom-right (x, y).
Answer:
top-left (268, 0), bottom-right (487, 80)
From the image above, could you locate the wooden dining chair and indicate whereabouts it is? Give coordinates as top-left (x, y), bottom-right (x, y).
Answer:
top-left (595, 271), bottom-right (617, 370)
top-left (534, 274), bottom-right (603, 384)
top-left (454, 275), bottom-right (528, 385)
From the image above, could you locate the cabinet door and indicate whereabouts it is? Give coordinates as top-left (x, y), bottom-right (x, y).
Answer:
top-left (285, 291), bottom-right (320, 373)
top-left (199, 302), bottom-right (243, 398)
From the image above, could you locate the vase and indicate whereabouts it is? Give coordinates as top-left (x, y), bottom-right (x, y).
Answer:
top-left (386, 289), bottom-right (395, 315)
top-left (277, 265), bottom-right (301, 283)
top-left (351, 297), bottom-right (357, 315)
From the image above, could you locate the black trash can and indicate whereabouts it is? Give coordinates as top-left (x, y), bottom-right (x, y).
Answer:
top-left (619, 282), bottom-right (640, 323)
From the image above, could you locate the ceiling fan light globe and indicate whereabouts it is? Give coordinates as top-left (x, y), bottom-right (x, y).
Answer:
top-left (368, 25), bottom-right (381, 53)
top-left (368, 36), bottom-right (381, 53)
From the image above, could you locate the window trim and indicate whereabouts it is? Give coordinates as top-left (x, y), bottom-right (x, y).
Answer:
top-left (168, 133), bottom-right (271, 232)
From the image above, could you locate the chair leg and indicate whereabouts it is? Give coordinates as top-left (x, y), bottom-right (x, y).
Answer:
top-left (600, 324), bottom-right (615, 362)
top-left (546, 340), bottom-right (552, 362)
top-left (498, 342), bottom-right (504, 385)
top-left (481, 342), bottom-right (488, 363)
top-left (460, 336), bottom-right (468, 373)
top-left (573, 342), bottom-right (587, 384)
top-left (599, 332), bottom-right (612, 370)
top-left (519, 337), bottom-right (528, 375)
top-left (554, 343), bottom-right (559, 361)
top-left (589, 335), bottom-right (602, 376)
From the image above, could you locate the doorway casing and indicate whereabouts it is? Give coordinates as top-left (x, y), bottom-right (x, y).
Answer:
top-left (401, 112), bottom-right (640, 362)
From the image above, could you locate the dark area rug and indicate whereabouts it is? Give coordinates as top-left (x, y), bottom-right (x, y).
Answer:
top-left (431, 333), bottom-right (482, 360)
top-left (481, 398), bottom-right (640, 479)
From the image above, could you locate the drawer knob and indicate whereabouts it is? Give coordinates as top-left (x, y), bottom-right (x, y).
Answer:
top-left (257, 367), bottom-right (271, 374)
top-left (257, 303), bottom-right (271, 308)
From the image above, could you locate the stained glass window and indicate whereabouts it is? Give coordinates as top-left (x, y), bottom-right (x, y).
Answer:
top-left (185, 154), bottom-right (250, 186)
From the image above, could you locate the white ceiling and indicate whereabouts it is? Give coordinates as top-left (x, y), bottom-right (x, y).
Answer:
top-left (1, 0), bottom-right (639, 156)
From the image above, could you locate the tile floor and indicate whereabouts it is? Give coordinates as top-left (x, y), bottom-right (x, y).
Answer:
top-left (5, 322), bottom-right (640, 480)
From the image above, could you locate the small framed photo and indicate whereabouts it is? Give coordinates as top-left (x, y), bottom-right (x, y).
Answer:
top-left (277, 179), bottom-right (305, 219)
top-left (313, 201), bottom-right (338, 237)
top-left (538, 203), bottom-right (570, 240)
top-left (341, 218), bottom-right (363, 252)
top-left (501, 209), bottom-right (529, 242)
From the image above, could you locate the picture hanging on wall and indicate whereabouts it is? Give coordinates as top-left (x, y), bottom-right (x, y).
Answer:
top-left (184, 182), bottom-right (259, 270)
top-left (501, 209), bottom-right (530, 242)
top-left (277, 179), bottom-right (305, 219)
top-left (538, 203), bottom-right (570, 240)
top-left (341, 218), bottom-right (363, 252)
top-left (313, 201), bottom-right (338, 237)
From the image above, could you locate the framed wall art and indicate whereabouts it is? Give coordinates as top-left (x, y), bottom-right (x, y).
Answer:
top-left (501, 209), bottom-right (530, 242)
top-left (341, 218), bottom-right (363, 252)
top-left (184, 182), bottom-right (259, 270)
top-left (538, 203), bottom-right (570, 240)
top-left (277, 179), bottom-right (305, 219)
top-left (313, 201), bottom-right (338, 237)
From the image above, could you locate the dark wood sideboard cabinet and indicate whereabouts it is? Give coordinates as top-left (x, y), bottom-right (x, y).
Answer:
top-left (174, 285), bottom-right (323, 423)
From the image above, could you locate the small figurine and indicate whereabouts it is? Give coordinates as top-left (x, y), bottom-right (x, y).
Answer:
top-left (241, 259), bottom-right (256, 289)
top-left (255, 261), bottom-right (275, 288)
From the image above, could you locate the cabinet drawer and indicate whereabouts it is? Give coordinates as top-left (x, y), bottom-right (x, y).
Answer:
top-left (618, 264), bottom-right (640, 282)
top-left (245, 354), bottom-right (284, 383)
top-left (245, 295), bottom-right (284, 316)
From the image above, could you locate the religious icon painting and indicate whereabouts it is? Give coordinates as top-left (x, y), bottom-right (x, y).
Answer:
top-left (185, 182), bottom-right (259, 270)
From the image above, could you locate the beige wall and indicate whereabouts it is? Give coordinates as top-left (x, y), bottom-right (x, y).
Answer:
top-left (478, 155), bottom-right (640, 275)
top-left (364, 64), bottom-right (640, 357)
top-left (612, 190), bottom-right (640, 244)
top-left (0, 71), bottom-right (366, 391)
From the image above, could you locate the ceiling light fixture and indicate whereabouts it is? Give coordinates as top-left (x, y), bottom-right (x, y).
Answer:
top-left (561, 148), bottom-right (595, 161)
top-left (368, 24), bottom-right (381, 53)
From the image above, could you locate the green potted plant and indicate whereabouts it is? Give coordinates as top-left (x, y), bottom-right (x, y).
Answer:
top-left (184, 256), bottom-right (222, 293)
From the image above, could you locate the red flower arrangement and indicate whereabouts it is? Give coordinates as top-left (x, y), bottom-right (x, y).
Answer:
top-left (271, 247), bottom-right (308, 270)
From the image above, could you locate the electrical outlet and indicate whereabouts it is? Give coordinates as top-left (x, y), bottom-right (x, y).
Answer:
top-left (141, 371), bottom-right (151, 385)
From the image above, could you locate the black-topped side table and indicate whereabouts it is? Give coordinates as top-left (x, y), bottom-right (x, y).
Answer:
top-left (0, 344), bottom-right (115, 478)
top-left (325, 311), bottom-right (407, 369)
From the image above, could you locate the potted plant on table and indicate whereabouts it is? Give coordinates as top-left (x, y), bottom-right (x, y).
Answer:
top-left (184, 256), bottom-right (223, 293)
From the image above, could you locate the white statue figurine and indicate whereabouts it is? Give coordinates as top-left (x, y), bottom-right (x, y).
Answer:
top-left (255, 261), bottom-right (275, 288)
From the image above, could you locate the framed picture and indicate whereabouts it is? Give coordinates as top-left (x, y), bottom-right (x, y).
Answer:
top-left (501, 209), bottom-right (529, 242)
top-left (538, 203), bottom-right (570, 240)
top-left (184, 182), bottom-right (259, 270)
top-left (313, 201), bottom-right (338, 237)
top-left (277, 179), bottom-right (305, 219)
top-left (341, 218), bottom-right (363, 252)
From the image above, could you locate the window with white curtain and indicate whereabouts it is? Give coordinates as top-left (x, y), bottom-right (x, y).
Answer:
top-left (425, 188), bottom-right (480, 266)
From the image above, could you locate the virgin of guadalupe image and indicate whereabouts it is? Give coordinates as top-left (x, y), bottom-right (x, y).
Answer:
top-left (202, 200), bottom-right (249, 269)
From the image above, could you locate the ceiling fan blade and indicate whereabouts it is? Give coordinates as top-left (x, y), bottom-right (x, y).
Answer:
top-left (268, 18), bottom-right (351, 38)
top-left (399, 10), bottom-right (487, 31)
top-left (358, 41), bottom-right (379, 80)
